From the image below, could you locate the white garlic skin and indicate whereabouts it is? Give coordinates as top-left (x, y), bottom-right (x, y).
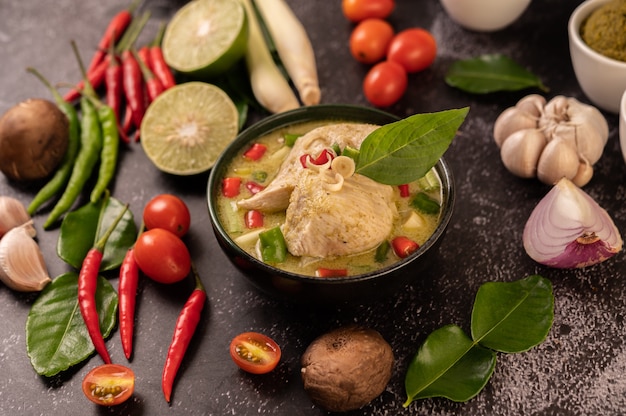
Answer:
top-left (0, 221), bottom-right (51, 292)
top-left (0, 196), bottom-right (34, 238)
top-left (494, 95), bottom-right (608, 186)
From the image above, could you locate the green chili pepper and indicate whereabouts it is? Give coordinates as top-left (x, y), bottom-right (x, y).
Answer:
top-left (26, 68), bottom-right (81, 215)
top-left (375, 240), bottom-right (390, 263)
top-left (411, 192), bottom-right (441, 215)
top-left (283, 133), bottom-right (301, 147)
top-left (90, 103), bottom-right (119, 203)
top-left (341, 146), bottom-right (360, 161)
top-left (44, 97), bottom-right (102, 229)
top-left (259, 226), bottom-right (287, 264)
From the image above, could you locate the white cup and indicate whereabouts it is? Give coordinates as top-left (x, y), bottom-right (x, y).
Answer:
top-left (439, 0), bottom-right (531, 32)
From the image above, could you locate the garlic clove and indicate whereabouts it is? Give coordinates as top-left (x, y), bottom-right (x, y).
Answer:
top-left (0, 222), bottom-right (51, 292)
top-left (536, 138), bottom-right (580, 185)
top-left (500, 128), bottom-right (547, 178)
top-left (566, 98), bottom-right (609, 164)
top-left (523, 177), bottom-right (622, 268)
top-left (515, 94), bottom-right (546, 117)
top-left (0, 196), bottom-right (33, 238)
top-left (493, 107), bottom-right (539, 148)
top-left (571, 161), bottom-right (594, 187)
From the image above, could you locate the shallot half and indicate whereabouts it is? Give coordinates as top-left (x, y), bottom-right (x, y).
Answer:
top-left (523, 178), bottom-right (622, 268)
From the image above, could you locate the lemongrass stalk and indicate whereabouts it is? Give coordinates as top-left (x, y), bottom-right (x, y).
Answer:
top-left (253, 0), bottom-right (321, 105)
top-left (241, 0), bottom-right (300, 114)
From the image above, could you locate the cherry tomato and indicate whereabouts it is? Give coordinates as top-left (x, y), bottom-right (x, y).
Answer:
top-left (363, 60), bottom-right (408, 107)
top-left (342, 0), bottom-right (395, 22)
top-left (392, 236), bottom-right (419, 258)
top-left (229, 332), bottom-right (281, 374)
top-left (349, 18), bottom-right (394, 64)
top-left (387, 28), bottom-right (437, 73)
top-left (82, 364), bottom-right (135, 406)
top-left (143, 194), bottom-right (191, 237)
top-left (134, 228), bottom-right (191, 284)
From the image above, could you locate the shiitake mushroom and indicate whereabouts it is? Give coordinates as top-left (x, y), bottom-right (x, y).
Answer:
top-left (300, 325), bottom-right (394, 412)
top-left (0, 98), bottom-right (69, 181)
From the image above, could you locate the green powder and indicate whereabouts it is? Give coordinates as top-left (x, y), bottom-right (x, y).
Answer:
top-left (580, 0), bottom-right (626, 62)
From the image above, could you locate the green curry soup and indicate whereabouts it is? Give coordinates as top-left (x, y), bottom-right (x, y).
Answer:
top-left (216, 120), bottom-right (443, 277)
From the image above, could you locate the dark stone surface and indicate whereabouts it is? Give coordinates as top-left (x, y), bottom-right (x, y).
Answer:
top-left (2, 0), bottom-right (625, 415)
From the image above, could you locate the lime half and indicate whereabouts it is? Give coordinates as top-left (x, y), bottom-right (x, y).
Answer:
top-left (162, 0), bottom-right (248, 78)
top-left (140, 82), bottom-right (239, 175)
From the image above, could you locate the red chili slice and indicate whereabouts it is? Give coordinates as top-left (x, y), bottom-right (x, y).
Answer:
top-left (398, 184), bottom-right (410, 197)
top-left (243, 143), bottom-right (268, 161)
top-left (392, 236), bottom-right (419, 258)
top-left (245, 210), bottom-right (264, 228)
top-left (245, 181), bottom-right (266, 195)
top-left (315, 268), bottom-right (348, 277)
top-left (222, 177), bottom-right (242, 198)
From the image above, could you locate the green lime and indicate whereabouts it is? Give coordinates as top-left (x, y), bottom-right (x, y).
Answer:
top-left (140, 82), bottom-right (239, 175)
top-left (162, 0), bottom-right (248, 78)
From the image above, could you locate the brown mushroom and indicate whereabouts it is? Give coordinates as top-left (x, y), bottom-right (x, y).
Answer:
top-left (0, 98), bottom-right (69, 181)
top-left (300, 325), bottom-right (394, 412)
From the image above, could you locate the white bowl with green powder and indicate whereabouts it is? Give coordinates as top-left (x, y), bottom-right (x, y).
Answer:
top-left (569, 0), bottom-right (626, 113)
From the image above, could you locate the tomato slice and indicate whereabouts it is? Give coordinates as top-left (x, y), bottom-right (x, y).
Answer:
top-left (82, 364), bottom-right (135, 406)
top-left (229, 332), bottom-right (281, 374)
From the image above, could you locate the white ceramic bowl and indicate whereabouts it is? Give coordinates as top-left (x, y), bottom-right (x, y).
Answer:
top-left (619, 91), bottom-right (626, 162)
top-left (439, 0), bottom-right (531, 32)
top-left (568, 0), bottom-right (626, 114)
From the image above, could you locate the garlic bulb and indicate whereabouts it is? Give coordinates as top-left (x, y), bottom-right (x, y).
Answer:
top-left (493, 94), bottom-right (608, 186)
top-left (0, 221), bottom-right (51, 291)
top-left (0, 196), bottom-right (34, 238)
top-left (523, 178), bottom-right (622, 268)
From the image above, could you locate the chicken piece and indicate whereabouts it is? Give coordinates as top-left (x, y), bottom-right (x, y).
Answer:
top-left (238, 123), bottom-right (378, 212)
top-left (282, 168), bottom-right (396, 258)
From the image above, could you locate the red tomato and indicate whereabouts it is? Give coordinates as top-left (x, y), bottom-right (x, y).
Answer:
top-left (387, 28), bottom-right (437, 73)
top-left (392, 236), bottom-right (419, 258)
top-left (363, 60), bottom-right (408, 107)
top-left (349, 18), bottom-right (394, 64)
top-left (229, 332), bottom-right (281, 374)
top-left (143, 194), bottom-right (191, 237)
top-left (82, 364), bottom-right (135, 406)
top-left (342, 0), bottom-right (395, 22)
top-left (134, 228), bottom-right (191, 284)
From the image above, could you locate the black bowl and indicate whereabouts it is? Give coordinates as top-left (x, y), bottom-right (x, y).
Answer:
top-left (207, 105), bottom-right (455, 306)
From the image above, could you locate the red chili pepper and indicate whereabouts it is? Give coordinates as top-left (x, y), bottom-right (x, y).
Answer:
top-left (162, 272), bottom-right (206, 403)
top-left (300, 148), bottom-right (334, 168)
top-left (119, 247), bottom-right (139, 360)
top-left (105, 47), bottom-right (123, 122)
top-left (244, 210), bottom-right (264, 229)
top-left (316, 268), bottom-right (348, 277)
top-left (399, 184), bottom-right (410, 197)
top-left (121, 49), bottom-right (145, 134)
top-left (222, 177), bottom-right (242, 198)
top-left (135, 47), bottom-right (164, 104)
top-left (391, 236), bottom-right (419, 258)
top-left (86, 0), bottom-right (139, 74)
top-left (78, 203), bottom-right (129, 364)
top-left (245, 181), bottom-right (265, 195)
top-left (63, 59), bottom-right (107, 102)
top-left (243, 143), bottom-right (267, 161)
top-left (149, 22), bottom-right (176, 91)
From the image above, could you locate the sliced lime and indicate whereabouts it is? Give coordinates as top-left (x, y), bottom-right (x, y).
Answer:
top-left (162, 0), bottom-right (248, 78)
top-left (140, 82), bottom-right (239, 175)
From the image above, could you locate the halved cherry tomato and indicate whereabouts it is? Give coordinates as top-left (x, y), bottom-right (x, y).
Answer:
top-left (387, 28), bottom-right (437, 73)
top-left (243, 143), bottom-right (267, 161)
top-left (229, 332), bottom-right (281, 374)
top-left (143, 194), bottom-right (191, 237)
top-left (134, 228), bottom-right (191, 284)
top-left (392, 236), bottom-right (419, 258)
top-left (222, 177), bottom-right (242, 198)
top-left (342, 0), bottom-right (395, 22)
top-left (349, 18), bottom-right (394, 64)
top-left (363, 60), bottom-right (408, 107)
top-left (82, 364), bottom-right (135, 406)
top-left (245, 210), bottom-right (264, 229)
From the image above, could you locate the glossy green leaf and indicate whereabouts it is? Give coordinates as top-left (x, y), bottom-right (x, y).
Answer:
top-left (57, 196), bottom-right (137, 271)
top-left (404, 325), bottom-right (496, 406)
top-left (26, 272), bottom-right (118, 377)
top-left (445, 54), bottom-right (548, 94)
top-left (355, 108), bottom-right (468, 185)
top-left (471, 274), bottom-right (554, 353)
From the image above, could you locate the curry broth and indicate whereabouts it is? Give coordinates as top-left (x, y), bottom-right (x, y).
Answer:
top-left (216, 120), bottom-right (443, 276)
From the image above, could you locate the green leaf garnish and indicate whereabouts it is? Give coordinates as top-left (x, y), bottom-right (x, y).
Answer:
top-left (404, 275), bottom-right (554, 407)
top-left (26, 272), bottom-right (118, 377)
top-left (355, 108), bottom-right (469, 185)
top-left (57, 196), bottom-right (137, 271)
top-left (445, 54), bottom-right (548, 94)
